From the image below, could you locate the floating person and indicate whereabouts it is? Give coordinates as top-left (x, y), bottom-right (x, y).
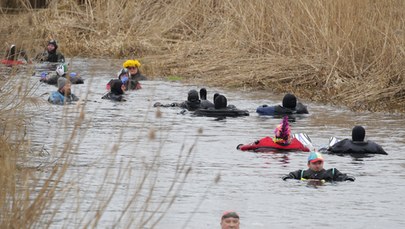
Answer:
top-left (48, 77), bottom-right (79, 105)
top-left (117, 59), bottom-right (146, 90)
top-left (35, 39), bottom-right (65, 63)
top-left (153, 89), bottom-right (201, 111)
top-left (220, 211), bottom-right (240, 229)
top-left (194, 94), bottom-right (249, 118)
top-left (256, 93), bottom-right (308, 116)
top-left (282, 152), bottom-right (355, 182)
top-left (237, 116), bottom-right (310, 152)
top-left (102, 79), bottom-right (126, 102)
top-left (40, 63), bottom-right (83, 85)
top-left (1, 44), bottom-right (31, 65)
top-left (199, 88), bottom-right (214, 109)
top-left (178, 89), bottom-right (202, 111)
top-left (323, 126), bottom-right (387, 155)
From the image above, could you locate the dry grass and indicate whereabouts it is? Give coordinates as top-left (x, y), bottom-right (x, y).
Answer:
top-left (1, 0), bottom-right (404, 112)
top-left (0, 67), bottom-right (201, 227)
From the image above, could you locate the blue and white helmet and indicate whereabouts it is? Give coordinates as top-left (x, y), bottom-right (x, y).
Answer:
top-left (117, 68), bottom-right (128, 78)
top-left (56, 64), bottom-right (68, 76)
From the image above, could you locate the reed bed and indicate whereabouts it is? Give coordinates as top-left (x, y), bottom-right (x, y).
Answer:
top-left (1, 0), bottom-right (404, 112)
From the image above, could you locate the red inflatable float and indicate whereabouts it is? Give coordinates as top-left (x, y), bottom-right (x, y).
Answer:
top-left (1, 59), bottom-right (24, 65)
top-left (237, 136), bottom-right (310, 152)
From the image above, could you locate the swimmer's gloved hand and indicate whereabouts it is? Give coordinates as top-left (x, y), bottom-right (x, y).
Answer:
top-left (345, 176), bottom-right (355, 182)
top-left (282, 175), bottom-right (292, 181)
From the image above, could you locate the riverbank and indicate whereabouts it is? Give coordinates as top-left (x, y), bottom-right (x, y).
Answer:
top-left (1, 0), bottom-right (404, 112)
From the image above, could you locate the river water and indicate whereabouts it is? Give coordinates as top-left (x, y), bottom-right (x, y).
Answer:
top-left (13, 58), bottom-right (405, 228)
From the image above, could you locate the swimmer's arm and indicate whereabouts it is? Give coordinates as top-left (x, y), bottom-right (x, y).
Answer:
top-left (282, 170), bottom-right (302, 180)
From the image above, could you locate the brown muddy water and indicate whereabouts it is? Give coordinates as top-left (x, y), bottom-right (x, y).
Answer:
top-left (4, 58), bottom-right (405, 228)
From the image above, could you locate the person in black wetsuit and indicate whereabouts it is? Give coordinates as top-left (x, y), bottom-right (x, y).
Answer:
top-left (282, 152), bottom-right (355, 182)
top-left (326, 126), bottom-right (387, 155)
top-left (194, 94), bottom-right (249, 117)
top-left (102, 79), bottom-right (126, 101)
top-left (178, 89), bottom-right (202, 111)
top-left (35, 40), bottom-right (65, 63)
top-left (199, 88), bottom-right (214, 109)
top-left (256, 93), bottom-right (308, 115)
top-left (153, 89), bottom-right (202, 110)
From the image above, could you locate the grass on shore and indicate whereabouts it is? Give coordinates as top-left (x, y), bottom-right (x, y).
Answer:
top-left (2, 0), bottom-right (402, 112)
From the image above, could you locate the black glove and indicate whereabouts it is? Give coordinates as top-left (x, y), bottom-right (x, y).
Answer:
top-left (282, 175), bottom-right (292, 181)
top-left (346, 176), bottom-right (355, 182)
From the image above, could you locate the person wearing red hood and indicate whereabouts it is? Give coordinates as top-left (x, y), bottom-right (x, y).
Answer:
top-left (282, 152), bottom-right (355, 182)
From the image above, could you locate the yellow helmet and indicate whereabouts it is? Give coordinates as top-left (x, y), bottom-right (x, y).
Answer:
top-left (123, 59), bottom-right (141, 68)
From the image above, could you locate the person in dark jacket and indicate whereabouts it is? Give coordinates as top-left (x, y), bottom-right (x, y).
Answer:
top-left (178, 89), bottom-right (201, 111)
top-left (194, 94), bottom-right (249, 117)
top-left (102, 79), bottom-right (126, 101)
top-left (153, 90), bottom-right (200, 109)
top-left (199, 88), bottom-right (214, 109)
top-left (282, 152), bottom-right (355, 182)
top-left (48, 77), bottom-right (79, 105)
top-left (326, 126), bottom-right (387, 155)
top-left (35, 40), bottom-right (65, 63)
top-left (256, 93), bottom-right (308, 115)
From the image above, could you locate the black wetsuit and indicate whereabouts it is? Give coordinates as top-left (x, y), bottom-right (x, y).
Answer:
top-left (179, 100), bottom-right (202, 111)
top-left (194, 107), bottom-right (249, 117)
top-left (328, 139), bottom-right (387, 155)
top-left (282, 168), bottom-right (355, 182)
top-left (257, 102), bottom-right (308, 115)
top-left (101, 92), bottom-right (125, 102)
top-left (200, 99), bottom-right (214, 109)
top-left (36, 51), bottom-right (65, 63)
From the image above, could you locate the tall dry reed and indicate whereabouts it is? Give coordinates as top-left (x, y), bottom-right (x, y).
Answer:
top-left (0, 66), bottom-right (203, 227)
top-left (1, 0), bottom-right (405, 109)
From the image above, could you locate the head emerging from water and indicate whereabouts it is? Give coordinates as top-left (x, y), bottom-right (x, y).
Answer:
top-left (110, 79), bottom-right (125, 95)
top-left (57, 77), bottom-right (71, 95)
top-left (307, 152), bottom-right (324, 172)
top-left (123, 59), bottom-right (141, 76)
top-left (352, 125), bottom-right (365, 142)
top-left (187, 89), bottom-right (199, 102)
top-left (282, 93), bottom-right (297, 109)
top-left (200, 88), bottom-right (207, 100)
top-left (221, 211), bottom-right (240, 229)
top-left (47, 39), bottom-right (58, 53)
top-left (214, 94), bottom-right (227, 109)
